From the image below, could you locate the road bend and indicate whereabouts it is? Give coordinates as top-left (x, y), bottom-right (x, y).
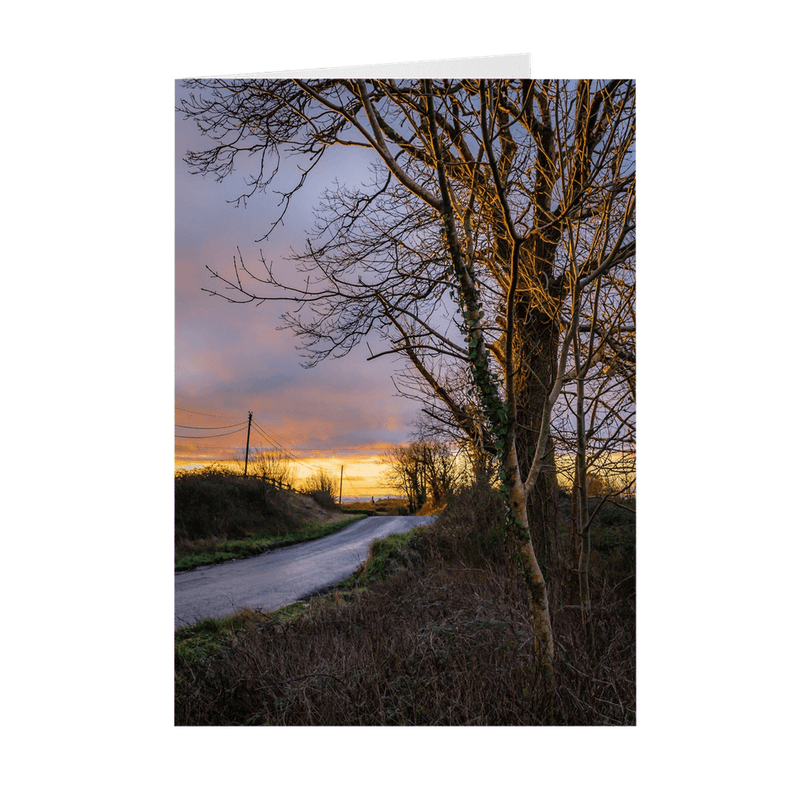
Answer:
top-left (175, 515), bottom-right (436, 629)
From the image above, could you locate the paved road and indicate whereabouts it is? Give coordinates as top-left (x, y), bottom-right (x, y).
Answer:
top-left (175, 515), bottom-right (436, 629)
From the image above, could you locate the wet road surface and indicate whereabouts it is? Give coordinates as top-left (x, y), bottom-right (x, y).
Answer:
top-left (175, 515), bottom-right (436, 629)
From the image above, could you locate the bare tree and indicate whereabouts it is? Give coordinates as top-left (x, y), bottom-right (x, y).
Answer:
top-left (383, 435), bottom-right (460, 512)
top-left (417, 437), bottom-right (459, 508)
top-left (549, 229), bottom-right (636, 614)
top-left (383, 443), bottom-right (427, 513)
top-left (248, 447), bottom-right (298, 490)
top-left (179, 78), bottom-right (636, 683)
top-left (301, 468), bottom-right (338, 509)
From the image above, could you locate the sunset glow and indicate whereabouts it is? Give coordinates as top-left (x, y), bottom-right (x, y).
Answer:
top-left (174, 410), bottom-right (402, 500)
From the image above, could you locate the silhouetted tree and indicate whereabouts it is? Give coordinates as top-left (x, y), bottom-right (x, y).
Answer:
top-left (247, 448), bottom-right (298, 489)
top-left (383, 443), bottom-right (427, 513)
top-left (301, 468), bottom-right (337, 509)
top-left (383, 436), bottom-right (459, 512)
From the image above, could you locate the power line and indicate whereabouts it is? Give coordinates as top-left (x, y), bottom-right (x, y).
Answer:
top-left (175, 425), bottom-right (248, 439)
top-left (250, 418), bottom-right (308, 465)
top-left (176, 422), bottom-right (246, 430)
top-left (248, 426), bottom-right (305, 470)
top-left (175, 408), bottom-right (387, 465)
top-left (344, 473), bottom-right (361, 498)
top-left (175, 407), bottom-right (239, 419)
top-left (250, 421), bottom-right (293, 457)
top-left (291, 447), bottom-right (386, 452)
top-left (251, 420), bottom-right (382, 459)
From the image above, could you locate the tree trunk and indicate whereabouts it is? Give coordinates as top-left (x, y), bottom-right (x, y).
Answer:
top-left (504, 448), bottom-right (555, 693)
top-left (511, 275), bottom-right (564, 579)
top-left (575, 383), bottom-right (592, 614)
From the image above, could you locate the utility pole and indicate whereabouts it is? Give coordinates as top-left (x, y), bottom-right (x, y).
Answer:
top-left (243, 411), bottom-right (253, 477)
top-left (339, 464), bottom-right (343, 507)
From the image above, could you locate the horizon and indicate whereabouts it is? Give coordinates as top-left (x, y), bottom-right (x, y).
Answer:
top-left (174, 404), bottom-right (407, 497)
top-left (173, 449), bottom-right (400, 500)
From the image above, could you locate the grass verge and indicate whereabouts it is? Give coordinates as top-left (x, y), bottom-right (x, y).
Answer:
top-left (175, 525), bottom-right (430, 669)
top-left (175, 515), bottom-right (366, 572)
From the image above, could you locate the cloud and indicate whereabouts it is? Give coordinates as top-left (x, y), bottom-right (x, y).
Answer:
top-left (175, 83), bottom-right (430, 471)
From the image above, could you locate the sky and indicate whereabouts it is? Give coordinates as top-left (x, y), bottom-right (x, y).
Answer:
top-left (174, 81), bottom-right (425, 499)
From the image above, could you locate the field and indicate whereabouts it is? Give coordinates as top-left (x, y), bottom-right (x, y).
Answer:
top-left (341, 497), bottom-right (410, 515)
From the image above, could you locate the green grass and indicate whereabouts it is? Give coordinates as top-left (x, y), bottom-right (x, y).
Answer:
top-left (343, 528), bottom-right (424, 585)
top-left (175, 605), bottom-right (309, 670)
top-left (175, 515), bottom-right (366, 572)
top-left (175, 525), bottom-right (428, 661)
top-left (175, 615), bottom-right (245, 665)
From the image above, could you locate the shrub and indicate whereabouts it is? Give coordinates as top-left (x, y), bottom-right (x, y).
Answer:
top-left (419, 480), bottom-right (509, 566)
top-left (301, 469), bottom-right (337, 509)
top-left (175, 467), bottom-right (293, 544)
top-left (594, 499), bottom-right (636, 528)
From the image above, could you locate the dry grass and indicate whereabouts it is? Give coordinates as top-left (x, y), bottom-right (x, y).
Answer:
top-left (175, 484), bottom-right (635, 726)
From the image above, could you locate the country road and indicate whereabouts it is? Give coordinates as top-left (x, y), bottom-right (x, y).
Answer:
top-left (175, 515), bottom-right (436, 629)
